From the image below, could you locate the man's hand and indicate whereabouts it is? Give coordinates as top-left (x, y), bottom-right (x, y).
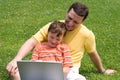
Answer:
top-left (6, 60), bottom-right (18, 77)
top-left (89, 51), bottom-right (117, 75)
top-left (103, 69), bottom-right (117, 75)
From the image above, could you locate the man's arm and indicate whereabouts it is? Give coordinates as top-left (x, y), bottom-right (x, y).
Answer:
top-left (13, 38), bottom-right (37, 60)
top-left (88, 50), bottom-right (116, 75)
top-left (6, 38), bottom-right (38, 76)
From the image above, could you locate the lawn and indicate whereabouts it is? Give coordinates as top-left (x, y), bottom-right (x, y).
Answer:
top-left (0, 0), bottom-right (120, 80)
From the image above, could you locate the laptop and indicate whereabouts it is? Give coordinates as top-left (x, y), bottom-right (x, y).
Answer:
top-left (17, 60), bottom-right (64, 80)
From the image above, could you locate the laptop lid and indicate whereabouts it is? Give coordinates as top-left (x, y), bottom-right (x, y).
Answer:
top-left (17, 60), bottom-right (64, 80)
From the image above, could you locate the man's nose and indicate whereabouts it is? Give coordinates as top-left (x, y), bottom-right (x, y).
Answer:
top-left (69, 20), bottom-right (74, 26)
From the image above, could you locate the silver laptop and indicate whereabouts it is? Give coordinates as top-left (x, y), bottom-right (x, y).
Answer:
top-left (17, 60), bottom-right (64, 80)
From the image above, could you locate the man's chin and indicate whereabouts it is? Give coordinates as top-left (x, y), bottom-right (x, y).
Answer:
top-left (67, 28), bottom-right (74, 31)
top-left (66, 27), bottom-right (71, 31)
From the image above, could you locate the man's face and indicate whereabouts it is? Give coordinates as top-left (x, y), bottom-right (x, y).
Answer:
top-left (65, 8), bottom-right (84, 31)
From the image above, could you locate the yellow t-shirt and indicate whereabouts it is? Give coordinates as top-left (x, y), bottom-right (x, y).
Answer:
top-left (32, 21), bottom-right (96, 68)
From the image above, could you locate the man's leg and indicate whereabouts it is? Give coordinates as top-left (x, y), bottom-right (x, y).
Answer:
top-left (67, 67), bottom-right (86, 80)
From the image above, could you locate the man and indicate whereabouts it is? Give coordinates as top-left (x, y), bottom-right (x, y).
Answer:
top-left (6, 2), bottom-right (116, 80)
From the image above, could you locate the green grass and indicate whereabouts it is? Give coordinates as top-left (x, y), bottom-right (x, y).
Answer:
top-left (0, 0), bottom-right (120, 80)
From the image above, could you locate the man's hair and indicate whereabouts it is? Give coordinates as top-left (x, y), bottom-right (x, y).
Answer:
top-left (48, 21), bottom-right (66, 37)
top-left (68, 2), bottom-right (89, 21)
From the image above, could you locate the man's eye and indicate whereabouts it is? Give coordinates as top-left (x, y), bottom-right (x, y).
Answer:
top-left (74, 21), bottom-right (79, 24)
top-left (68, 16), bottom-right (72, 20)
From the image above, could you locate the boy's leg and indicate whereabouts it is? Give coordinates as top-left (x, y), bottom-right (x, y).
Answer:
top-left (67, 67), bottom-right (86, 80)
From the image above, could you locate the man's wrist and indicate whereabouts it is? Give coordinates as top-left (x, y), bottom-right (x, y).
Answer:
top-left (101, 68), bottom-right (106, 73)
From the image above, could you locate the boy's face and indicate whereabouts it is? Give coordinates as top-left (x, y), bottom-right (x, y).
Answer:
top-left (65, 8), bottom-right (84, 31)
top-left (48, 32), bottom-right (63, 48)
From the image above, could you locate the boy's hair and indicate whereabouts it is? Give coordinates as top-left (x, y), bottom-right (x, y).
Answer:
top-left (48, 21), bottom-right (66, 37)
top-left (67, 2), bottom-right (89, 21)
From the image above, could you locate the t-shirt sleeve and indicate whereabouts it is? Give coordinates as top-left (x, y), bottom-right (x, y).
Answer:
top-left (60, 44), bottom-right (73, 68)
top-left (31, 43), bottom-right (41, 60)
top-left (32, 23), bottom-right (51, 43)
top-left (84, 31), bottom-right (96, 54)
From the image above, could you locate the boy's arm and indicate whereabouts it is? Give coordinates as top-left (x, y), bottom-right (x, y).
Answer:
top-left (31, 44), bottom-right (40, 60)
top-left (61, 44), bottom-right (73, 79)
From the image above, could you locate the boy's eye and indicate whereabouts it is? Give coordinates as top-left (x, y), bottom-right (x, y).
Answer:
top-left (57, 39), bottom-right (60, 41)
top-left (50, 36), bottom-right (54, 39)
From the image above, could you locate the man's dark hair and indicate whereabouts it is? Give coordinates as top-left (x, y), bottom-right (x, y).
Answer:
top-left (68, 2), bottom-right (89, 21)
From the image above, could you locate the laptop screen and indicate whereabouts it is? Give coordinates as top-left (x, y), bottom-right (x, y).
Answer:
top-left (17, 60), bottom-right (64, 80)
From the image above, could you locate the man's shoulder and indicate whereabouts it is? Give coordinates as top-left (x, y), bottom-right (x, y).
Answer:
top-left (81, 24), bottom-right (91, 31)
top-left (80, 24), bottom-right (94, 37)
